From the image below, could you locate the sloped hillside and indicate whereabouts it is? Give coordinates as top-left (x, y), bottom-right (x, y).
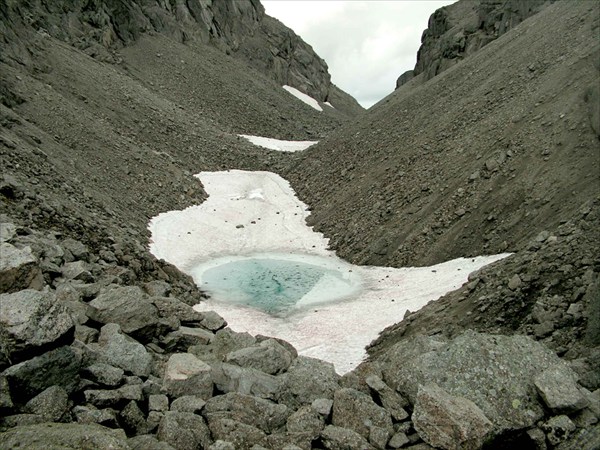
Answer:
top-left (286, 0), bottom-right (599, 268)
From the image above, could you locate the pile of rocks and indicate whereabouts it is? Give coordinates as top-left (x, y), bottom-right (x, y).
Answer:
top-left (2, 215), bottom-right (598, 449)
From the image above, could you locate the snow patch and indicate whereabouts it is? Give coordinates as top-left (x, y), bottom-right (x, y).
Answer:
top-left (239, 134), bottom-right (317, 152)
top-left (148, 170), bottom-right (510, 374)
top-left (283, 85), bottom-right (323, 111)
top-left (324, 101), bottom-right (334, 108)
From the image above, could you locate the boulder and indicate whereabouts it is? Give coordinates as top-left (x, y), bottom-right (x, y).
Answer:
top-left (152, 296), bottom-right (203, 324)
top-left (23, 385), bottom-right (69, 421)
top-left (87, 285), bottom-right (160, 340)
top-left (190, 328), bottom-right (256, 362)
top-left (96, 323), bottom-right (152, 377)
top-left (61, 261), bottom-right (94, 283)
top-left (199, 310), bottom-right (227, 331)
top-left (412, 383), bottom-right (493, 450)
top-left (120, 400), bottom-right (148, 436)
top-left (149, 394), bottom-right (169, 412)
top-left (84, 384), bottom-right (143, 408)
top-left (287, 405), bottom-right (324, 437)
top-left (320, 425), bottom-right (376, 450)
top-left (0, 243), bottom-right (44, 293)
top-left (202, 392), bottom-right (289, 434)
top-left (72, 405), bottom-right (119, 427)
top-left (542, 415), bottom-right (576, 446)
top-left (277, 356), bottom-right (340, 410)
top-left (81, 363), bottom-right (124, 387)
top-left (170, 395), bottom-right (206, 414)
top-left (211, 362), bottom-right (282, 399)
top-left (380, 331), bottom-right (569, 434)
top-left (312, 398), bottom-right (333, 417)
top-left (331, 388), bottom-right (393, 439)
top-left (534, 364), bottom-right (589, 414)
top-left (157, 411), bottom-right (211, 450)
top-left (264, 431), bottom-right (313, 450)
top-left (129, 434), bottom-right (177, 450)
top-left (0, 289), bottom-right (74, 363)
top-left (163, 353), bottom-right (213, 399)
top-left (366, 375), bottom-right (409, 421)
top-left (3, 345), bottom-right (82, 404)
top-left (61, 238), bottom-right (89, 262)
top-left (208, 417), bottom-right (267, 449)
top-left (162, 326), bottom-right (214, 352)
top-left (0, 422), bottom-right (129, 449)
top-left (226, 338), bottom-right (293, 375)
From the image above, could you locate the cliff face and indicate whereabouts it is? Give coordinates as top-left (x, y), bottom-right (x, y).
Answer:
top-left (0, 0), bottom-right (362, 114)
top-left (396, 0), bottom-right (557, 88)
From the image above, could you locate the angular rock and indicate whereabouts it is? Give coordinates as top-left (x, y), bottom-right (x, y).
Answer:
top-left (369, 426), bottom-right (391, 449)
top-left (366, 375), bottom-right (409, 421)
top-left (82, 363), bottom-right (124, 387)
top-left (226, 338), bottom-right (293, 375)
top-left (277, 356), bottom-right (340, 410)
top-left (0, 376), bottom-right (13, 414)
top-left (3, 345), bottom-right (82, 404)
top-left (87, 285), bottom-right (160, 339)
top-left (84, 384), bottom-right (143, 408)
top-left (208, 417), bottom-right (267, 449)
top-left (209, 441), bottom-right (236, 450)
top-left (0, 289), bottom-right (75, 363)
top-left (388, 431), bottom-right (410, 449)
top-left (542, 415), bottom-right (576, 446)
top-left (199, 310), bottom-right (227, 331)
top-left (534, 364), bottom-right (589, 413)
top-left (190, 328), bottom-right (256, 362)
top-left (23, 385), bottom-right (69, 421)
top-left (380, 331), bottom-right (569, 434)
top-left (149, 394), bottom-right (169, 412)
top-left (96, 323), bottom-right (152, 377)
top-left (72, 405), bottom-right (119, 427)
top-left (157, 411), bottom-right (211, 450)
top-left (312, 398), bottom-right (334, 417)
top-left (170, 395), bottom-right (206, 413)
top-left (212, 362), bottom-right (283, 400)
top-left (152, 296), bottom-right (203, 324)
top-left (203, 392), bottom-right (289, 434)
top-left (61, 238), bottom-right (89, 261)
top-left (162, 326), bottom-right (214, 352)
top-left (129, 434), bottom-right (177, 450)
top-left (264, 431), bottom-right (313, 450)
top-left (0, 423), bottom-right (129, 449)
top-left (61, 260), bottom-right (94, 283)
top-left (0, 243), bottom-right (44, 293)
top-left (163, 353), bottom-right (213, 399)
top-left (332, 388), bottom-right (393, 439)
top-left (120, 400), bottom-right (148, 436)
top-left (287, 405), bottom-right (324, 438)
top-left (412, 383), bottom-right (493, 450)
top-left (320, 425), bottom-right (376, 450)
top-left (0, 413), bottom-right (46, 430)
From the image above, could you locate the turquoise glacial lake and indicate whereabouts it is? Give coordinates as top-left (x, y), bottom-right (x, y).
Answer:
top-left (194, 254), bottom-right (362, 316)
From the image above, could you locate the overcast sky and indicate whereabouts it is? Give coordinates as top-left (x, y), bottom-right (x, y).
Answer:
top-left (262, 0), bottom-right (455, 108)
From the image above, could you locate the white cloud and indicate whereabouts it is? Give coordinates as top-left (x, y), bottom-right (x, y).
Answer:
top-left (263, 0), bottom-right (455, 108)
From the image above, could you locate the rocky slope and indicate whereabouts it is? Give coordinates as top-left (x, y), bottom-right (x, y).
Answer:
top-left (396, 0), bottom-right (557, 88)
top-left (286, 0), bottom-right (599, 268)
top-left (1, 0), bottom-right (599, 449)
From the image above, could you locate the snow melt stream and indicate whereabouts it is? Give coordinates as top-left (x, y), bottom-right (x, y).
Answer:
top-left (149, 170), bottom-right (509, 374)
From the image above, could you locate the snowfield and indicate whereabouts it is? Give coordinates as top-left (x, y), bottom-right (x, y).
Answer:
top-left (283, 85), bottom-right (323, 111)
top-left (149, 170), bottom-right (509, 374)
top-left (239, 134), bottom-right (318, 152)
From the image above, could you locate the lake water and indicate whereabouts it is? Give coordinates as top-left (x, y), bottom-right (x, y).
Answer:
top-left (191, 254), bottom-right (362, 316)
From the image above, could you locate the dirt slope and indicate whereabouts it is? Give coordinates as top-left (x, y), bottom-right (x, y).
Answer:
top-left (285, 0), bottom-right (599, 268)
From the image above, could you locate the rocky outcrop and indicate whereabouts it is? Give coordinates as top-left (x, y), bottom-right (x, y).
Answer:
top-left (396, 0), bottom-right (557, 88)
top-left (0, 0), bottom-right (362, 115)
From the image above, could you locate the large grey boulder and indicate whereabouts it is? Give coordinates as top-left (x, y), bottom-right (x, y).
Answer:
top-left (412, 383), bottom-right (493, 450)
top-left (81, 363), bottom-right (124, 387)
top-left (87, 285), bottom-right (160, 339)
top-left (0, 289), bottom-right (74, 363)
top-left (320, 425), bottom-right (376, 450)
top-left (3, 345), bottom-right (82, 404)
top-left (331, 388), bottom-right (393, 440)
top-left (380, 331), bottom-right (569, 434)
top-left (534, 364), bottom-right (589, 414)
top-left (23, 385), bottom-right (69, 422)
top-left (162, 326), bottom-right (214, 352)
top-left (202, 392), bottom-right (289, 434)
top-left (211, 362), bottom-right (282, 399)
top-left (207, 418), bottom-right (267, 449)
top-left (365, 375), bottom-right (409, 421)
top-left (0, 243), bottom-right (44, 293)
top-left (287, 405), bottom-right (325, 438)
top-left (84, 384), bottom-right (143, 408)
top-left (157, 411), bottom-right (211, 450)
top-left (190, 328), bottom-right (256, 363)
top-left (163, 352), bottom-right (213, 399)
top-left (276, 356), bottom-right (340, 410)
top-left (225, 338), bottom-right (293, 375)
top-left (95, 323), bottom-right (152, 377)
top-left (129, 434), bottom-right (176, 450)
top-left (0, 422), bottom-right (129, 449)
top-left (152, 296), bottom-right (203, 324)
